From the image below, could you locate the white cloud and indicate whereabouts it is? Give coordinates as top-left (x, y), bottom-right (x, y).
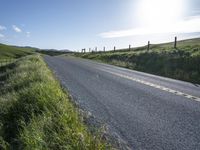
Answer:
top-left (0, 25), bottom-right (6, 31)
top-left (99, 16), bottom-right (200, 38)
top-left (0, 33), bottom-right (5, 38)
top-left (26, 31), bottom-right (30, 37)
top-left (12, 25), bottom-right (22, 33)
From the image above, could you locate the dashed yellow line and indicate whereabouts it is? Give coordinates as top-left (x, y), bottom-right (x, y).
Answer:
top-left (99, 68), bottom-right (200, 102)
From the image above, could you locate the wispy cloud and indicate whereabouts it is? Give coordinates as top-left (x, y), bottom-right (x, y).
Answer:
top-left (26, 31), bottom-right (30, 37)
top-left (0, 25), bottom-right (6, 31)
top-left (0, 33), bottom-right (5, 38)
top-left (99, 16), bottom-right (200, 38)
top-left (192, 9), bottom-right (200, 15)
top-left (12, 25), bottom-right (22, 33)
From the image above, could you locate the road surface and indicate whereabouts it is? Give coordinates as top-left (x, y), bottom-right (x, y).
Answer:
top-left (44, 55), bottom-right (200, 150)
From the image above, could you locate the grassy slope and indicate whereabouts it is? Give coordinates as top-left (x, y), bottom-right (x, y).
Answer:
top-left (74, 38), bottom-right (200, 84)
top-left (0, 43), bottom-right (70, 59)
top-left (0, 43), bottom-right (36, 59)
top-left (0, 55), bottom-right (108, 150)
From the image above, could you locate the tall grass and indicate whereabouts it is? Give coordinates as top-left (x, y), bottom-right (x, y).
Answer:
top-left (0, 55), bottom-right (108, 150)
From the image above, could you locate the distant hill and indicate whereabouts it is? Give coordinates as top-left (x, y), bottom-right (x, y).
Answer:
top-left (0, 43), bottom-right (72, 59)
top-left (36, 49), bottom-right (72, 56)
top-left (0, 43), bottom-right (37, 59)
top-left (59, 49), bottom-right (71, 52)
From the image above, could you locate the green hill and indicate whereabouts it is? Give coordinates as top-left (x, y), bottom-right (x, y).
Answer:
top-left (74, 38), bottom-right (200, 84)
top-left (0, 43), bottom-right (37, 59)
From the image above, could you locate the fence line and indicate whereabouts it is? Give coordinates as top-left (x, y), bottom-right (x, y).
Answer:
top-left (80, 36), bottom-right (179, 53)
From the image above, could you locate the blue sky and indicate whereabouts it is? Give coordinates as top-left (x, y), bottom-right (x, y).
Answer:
top-left (0, 0), bottom-right (200, 51)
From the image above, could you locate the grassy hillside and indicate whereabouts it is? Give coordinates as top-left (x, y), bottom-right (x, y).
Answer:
top-left (0, 55), bottom-right (108, 149)
top-left (0, 43), bottom-right (36, 59)
top-left (74, 38), bottom-right (200, 84)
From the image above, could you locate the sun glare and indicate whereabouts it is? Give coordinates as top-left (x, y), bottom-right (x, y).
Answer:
top-left (137, 0), bottom-right (184, 27)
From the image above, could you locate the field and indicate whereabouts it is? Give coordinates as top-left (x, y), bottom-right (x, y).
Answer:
top-left (0, 42), bottom-right (72, 59)
top-left (0, 55), bottom-right (108, 149)
top-left (74, 38), bottom-right (200, 84)
top-left (0, 43), bottom-right (37, 59)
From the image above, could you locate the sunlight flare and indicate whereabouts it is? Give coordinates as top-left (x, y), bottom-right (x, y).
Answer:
top-left (137, 0), bottom-right (185, 27)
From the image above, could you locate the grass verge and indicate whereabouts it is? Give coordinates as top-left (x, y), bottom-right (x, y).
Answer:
top-left (74, 38), bottom-right (200, 84)
top-left (0, 55), bottom-right (109, 150)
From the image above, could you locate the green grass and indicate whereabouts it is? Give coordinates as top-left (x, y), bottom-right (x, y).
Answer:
top-left (0, 43), bottom-right (70, 60)
top-left (0, 55), bottom-right (109, 150)
top-left (0, 43), bottom-right (36, 59)
top-left (73, 38), bottom-right (200, 84)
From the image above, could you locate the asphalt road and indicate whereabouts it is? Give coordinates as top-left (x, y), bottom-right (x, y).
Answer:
top-left (44, 55), bottom-right (200, 150)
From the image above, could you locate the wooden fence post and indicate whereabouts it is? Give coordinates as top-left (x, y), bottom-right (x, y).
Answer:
top-left (174, 36), bottom-right (177, 49)
top-left (82, 49), bottom-right (86, 53)
top-left (147, 41), bottom-right (150, 51)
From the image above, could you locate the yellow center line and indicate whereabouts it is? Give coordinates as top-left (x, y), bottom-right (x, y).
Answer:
top-left (98, 68), bottom-right (200, 102)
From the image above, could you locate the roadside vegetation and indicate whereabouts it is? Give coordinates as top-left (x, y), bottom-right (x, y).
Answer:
top-left (74, 38), bottom-right (200, 84)
top-left (0, 55), bottom-right (108, 150)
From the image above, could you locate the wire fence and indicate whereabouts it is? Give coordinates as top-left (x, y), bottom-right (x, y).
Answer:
top-left (80, 36), bottom-right (178, 53)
